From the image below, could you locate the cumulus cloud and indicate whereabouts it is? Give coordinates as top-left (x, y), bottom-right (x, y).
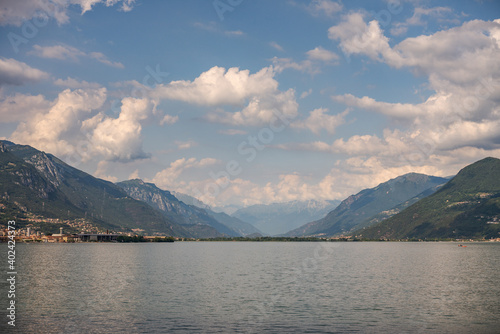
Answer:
top-left (0, 58), bottom-right (49, 86)
top-left (73, 0), bottom-right (136, 14)
top-left (326, 15), bottom-right (500, 168)
top-left (152, 157), bottom-right (219, 190)
top-left (9, 88), bottom-right (158, 163)
top-left (329, 14), bottom-right (500, 89)
top-left (152, 66), bottom-right (299, 127)
top-left (291, 108), bottom-right (348, 134)
top-left (0, 93), bottom-right (51, 123)
top-left (152, 66), bottom-right (278, 106)
top-left (166, 157), bottom-right (446, 207)
top-left (328, 12), bottom-right (393, 61)
top-left (205, 89), bottom-right (298, 126)
top-left (94, 161), bottom-right (118, 183)
top-left (30, 44), bottom-right (124, 68)
top-left (0, 0), bottom-right (136, 26)
top-left (10, 88), bottom-right (107, 157)
top-left (89, 97), bottom-right (152, 161)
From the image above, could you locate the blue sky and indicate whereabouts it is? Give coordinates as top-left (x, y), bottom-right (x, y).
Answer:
top-left (1, 0), bottom-right (499, 209)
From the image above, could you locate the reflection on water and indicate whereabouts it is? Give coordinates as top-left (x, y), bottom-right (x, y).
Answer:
top-left (1, 242), bottom-right (499, 333)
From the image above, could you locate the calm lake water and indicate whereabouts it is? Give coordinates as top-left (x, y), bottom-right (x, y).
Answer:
top-left (1, 242), bottom-right (499, 333)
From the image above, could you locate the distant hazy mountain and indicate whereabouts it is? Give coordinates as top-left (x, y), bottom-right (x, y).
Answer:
top-left (172, 191), bottom-right (262, 236)
top-left (357, 157), bottom-right (500, 240)
top-left (0, 140), bottom-right (189, 237)
top-left (232, 200), bottom-right (340, 236)
top-left (286, 173), bottom-right (448, 237)
top-left (172, 192), bottom-right (243, 215)
top-left (119, 181), bottom-right (261, 237)
top-left (172, 191), bottom-right (211, 209)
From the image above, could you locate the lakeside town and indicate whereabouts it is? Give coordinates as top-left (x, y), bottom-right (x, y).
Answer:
top-left (0, 224), bottom-right (179, 243)
top-left (2, 225), bottom-right (500, 243)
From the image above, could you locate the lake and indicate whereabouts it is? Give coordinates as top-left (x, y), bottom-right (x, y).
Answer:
top-left (1, 242), bottom-right (499, 333)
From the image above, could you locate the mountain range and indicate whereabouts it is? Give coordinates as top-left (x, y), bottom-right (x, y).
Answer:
top-left (0, 140), bottom-right (261, 238)
top-left (356, 157), bottom-right (500, 240)
top-left (286, 173), bottom-right (449, 237)
top-left (117, 179), bottom-right (261, 237)
top-left (1, 140), bottom-right (499, 240)
top-left (0, 140), bottom-right (189, 236)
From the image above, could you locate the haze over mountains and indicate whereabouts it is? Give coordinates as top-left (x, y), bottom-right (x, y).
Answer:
top-left (1, 140), bottom-right (499, 240)
top-left (232, 200), bottom-right (340, 236)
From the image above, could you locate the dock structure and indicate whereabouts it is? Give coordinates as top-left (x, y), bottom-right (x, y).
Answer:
top-left (76, 233), bottom-right (119, 242)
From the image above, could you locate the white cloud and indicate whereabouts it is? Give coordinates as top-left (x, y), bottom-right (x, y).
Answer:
top-left (327, 15), bottom-right (500, 164)
top-left (89, 97), bottom-right (152, 161)
top-left (390, 6), bottom-right (455, 36)
top-left (29, 45), bottom-right (124, 68)
top-left (170, 158), bottom-right (444, 207)
top-left (30, 44), bottom-right (124, 68)
top-left (0, 58), bottom-right (49, 86)
top-left (218, 129), bottom-right (248, 135)
top-left (193, 21), bottom-right (245, 37)
top-left (306, 46), bottom-right (339, 62)
top-left (0, 93), bottom-right (51, 123)
top-left (128, 169), bottom-right (140, 180)
top-left (94, 161), bottom-right (118, 183)
top-left (332, 93), bottom-right (425, 119)
top-left (71, 0), bottom-right (136, 14)
top-left (271, 47), bottom-right (339, 75)
top-left (291, 108), bottom-right (348, 134)
top-left (31, 44), bottom-right (85, 61)
top-left (205, 89), bottom-right (298, 126)
top-left (300, 89), bottom-right (313, 99)
top-left (0, 0), bottom-right (69, 26)
top-left (269, 41), bottom-right (284, 52)
top-left (329, 14), bottom-right (500, 89)
top-left (175, 140), bottom-right (197, 150)
top-left (152, 66), bottom-right (278, 106)
top-left (328, 12), bottom-right (393, 61)
top-left (9, 88), bottom-right (157, 163)
top-left (152, 157), bottom-right (219, 190)
top-left (54, 77), bottom-right (101, 89)
top-left (152, 66), bottom-right (298, 127)
top-left (89, 51), bottom-right (124, 68)
top-left (0, 0), bottom-right (136, 26)
top-left (10, 88), bottom-right (107, 158)
top-left (271, 57), bottom-right (316, 74)
top-left (160, 114), bottom-right (178, 125)
top-left (306, 0), bottom-right (342, 17)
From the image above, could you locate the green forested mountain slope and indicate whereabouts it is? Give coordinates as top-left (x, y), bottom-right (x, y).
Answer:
top-left (357, 157), bottom-right (500, 239)
top-left (0, 140), bottom-right (189, 236)
top-left (286, 173), bottom-right (448, 237)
